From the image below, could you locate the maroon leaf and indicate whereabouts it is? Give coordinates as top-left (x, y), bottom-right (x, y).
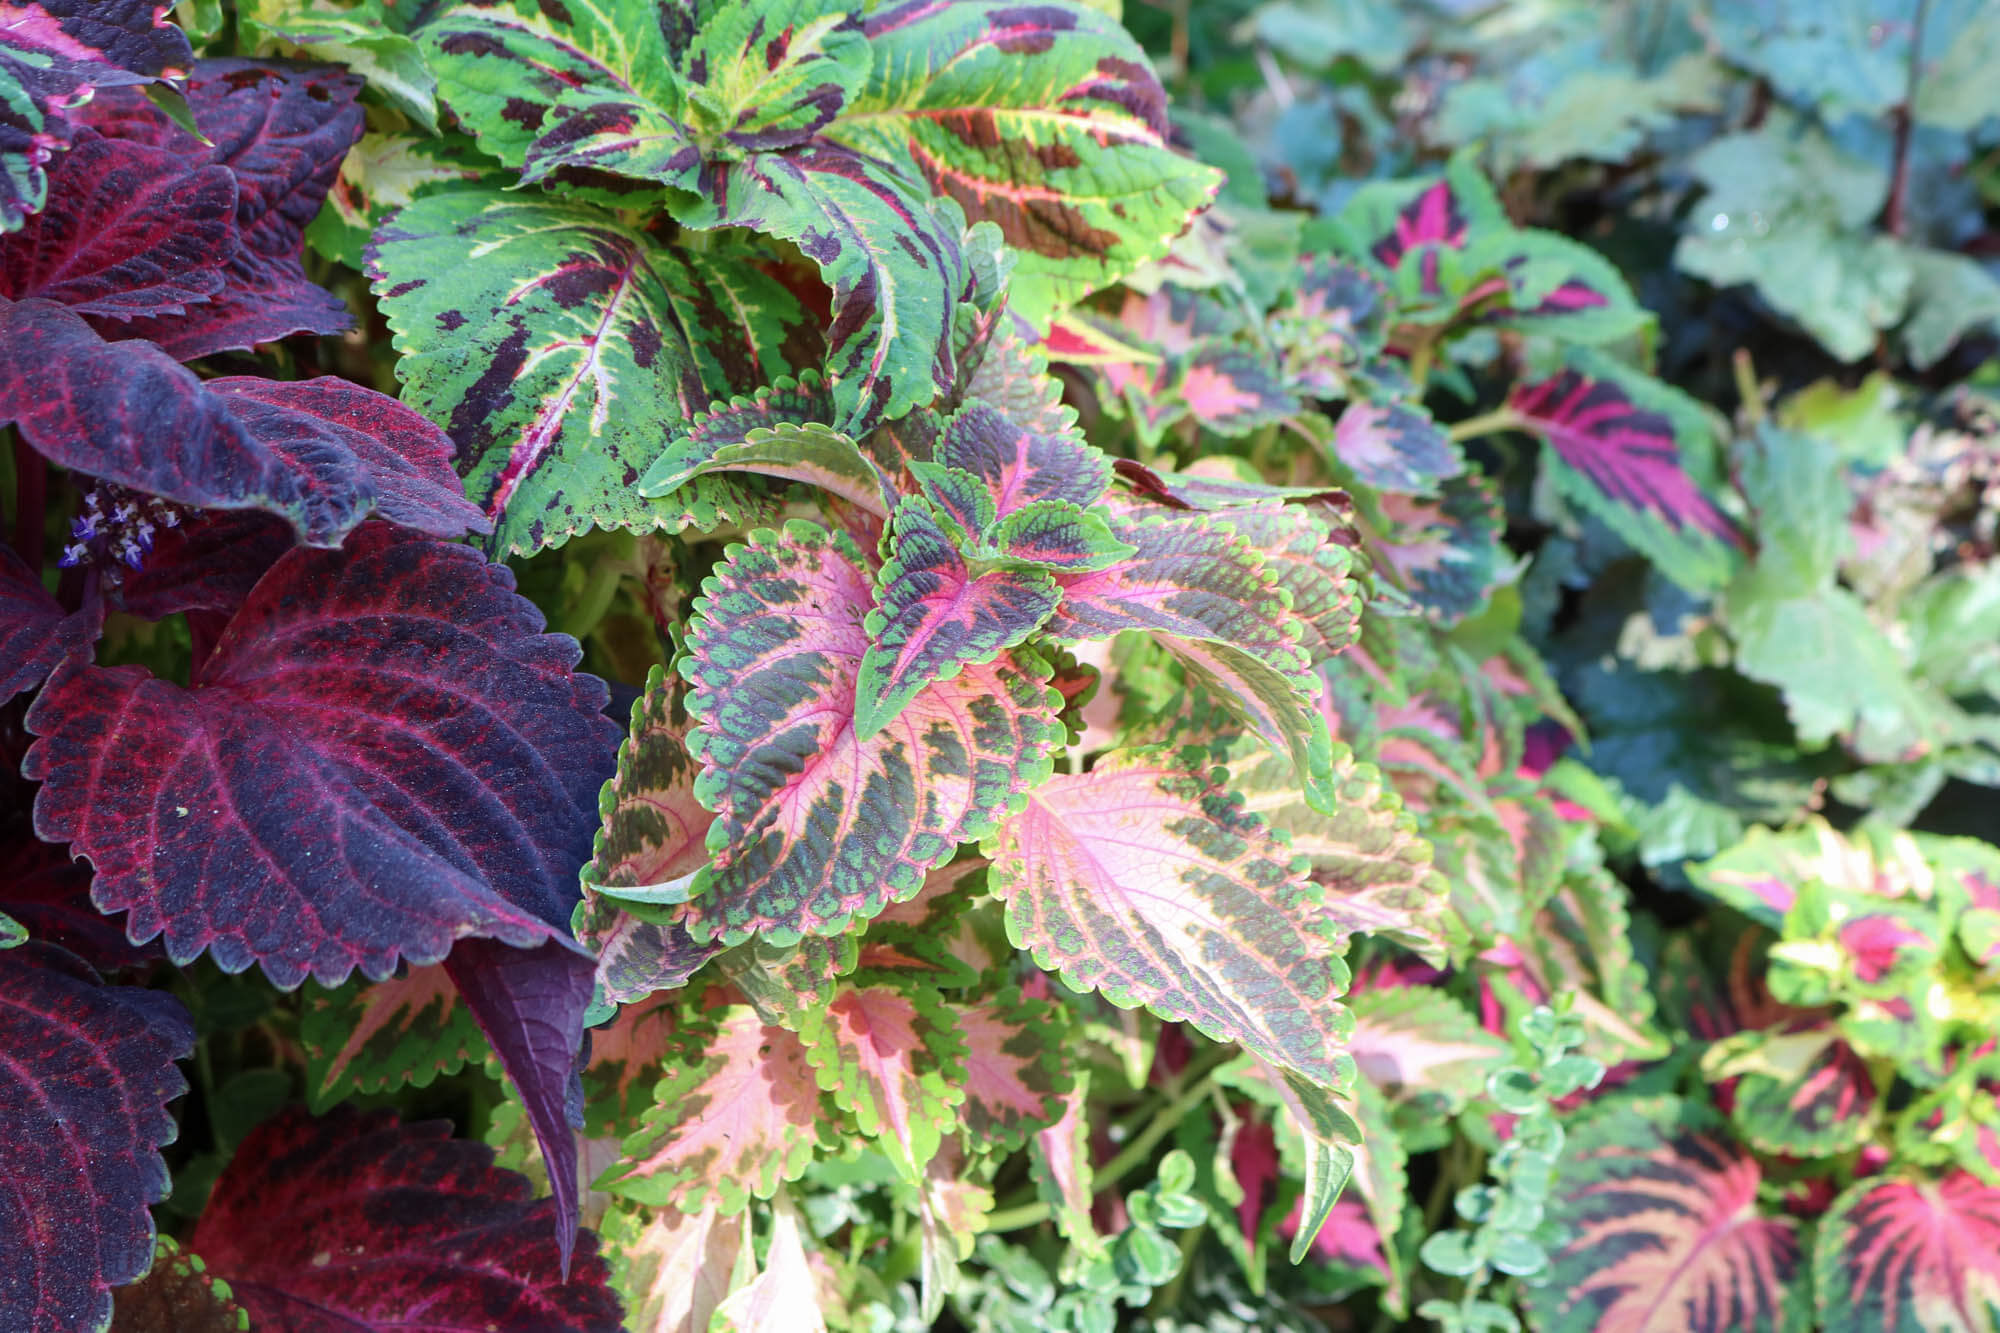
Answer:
top-left (81, 59), bottom-right (364, 359)
top-left (0, 0), bottom-right (194, 232)
top-left (0, 836), bottom-right (156, 971)
top-left (24, 523), bottom-right (621, 988)
top-left (0, 941), bottom-right (193, 1333)
top-left (0, 132), bottom-right (235, 318)
top-left (0, 300), bottom-right (485, 545)
top-left (0, 540), bottom-right (92, 701)
top-left (190, 1106), bottom-right (625, 1332)
top-left (116, 511), bottom-right (294, 621)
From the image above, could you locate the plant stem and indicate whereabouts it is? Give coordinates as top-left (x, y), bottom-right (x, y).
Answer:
top-left (1883, 0), bottom-right (1933, 239)
top-left (984, 1200), bottom-right (1051, 1233)
top-left (1447, 408), bottom-right (1522, 443)
top-left (12, 434), bottom-right (45, 570)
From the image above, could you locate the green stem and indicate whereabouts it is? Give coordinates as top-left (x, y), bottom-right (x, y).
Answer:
top-left (985, 1201), bottom-right (1051, 1233)
top-left (1447, 408), bottom-right (1522, 443)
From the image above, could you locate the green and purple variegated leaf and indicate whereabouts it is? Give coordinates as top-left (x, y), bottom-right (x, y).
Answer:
top-left (637, 373), bottom-right (840, 499)
top-left (302, 963), bottom-right (489, 1111)
top-left (951, 988), bottom-right (1071, 1152)
top-left (829, 0), bottom-right (1221, 324)
top-left (1814, 1171), bottom-right (2000, 1333)
top-left (1507, 359), bottom-right (1744, 589)
top-left (577, 665), bottom-right (720, 1004)
top-left (799, 978), bottom-right (967, 1181)
top-left (679, 4), bottom-right (869, 151)
top-left (1277, 255), bottom-right (1391, 398)
top-left (1045, 505), bottom-right (1337, 809)
top-left (370, 185), bottom-right (796, 555)
top-left (238, 0), bottom-right (438, 130)
top-left (988, 748), bottom-right (1353, 1090)
top-left (1529, 1097), bottom-right (1808, 1333)
top-left (960, 326), bottom-right (1078, 437)
top-left (0, 0), bottom-right (193, 232)
top-left (857, 496), bottom-right (1061, 737)
top-left (716, 933), bottom-right (861, 1029)
top-left (1371, 473), bottom-right (1511, 625)
top-left (1703, 1023), bottom-right (1882, 1156)
top-left (606, 999), bottom-right (828, 1213)
top-left (937, 398), bottom-right (1113, 516)
top-left (682, 521), bottom-right (1060, 945)
top-left (1178, 344), bottom-right (1299, 436)
top-left (1211, 502), bottom-right (1361, 665)
top-left (1330, 399), bottom-right (1463, 496)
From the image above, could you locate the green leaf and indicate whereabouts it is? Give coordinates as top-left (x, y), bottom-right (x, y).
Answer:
top-left (645, 419), bottom-right (898, 515)
top-left (988, 748), bottom-right (1355, 1091)
top-left (301, 964), bottom-right (488, 1109)
top-left (370, 185), bottom-right (798, 553)
top-left (306, 131), bottom-right (497, 269)
top-left (241, 0), bottom-right (438, 128)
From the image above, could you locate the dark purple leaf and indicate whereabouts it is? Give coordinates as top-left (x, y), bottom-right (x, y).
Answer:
top-left (81, 59), bottom-right (364, 359)
top-left (443, 937), bottom-right (596, 1274)
top-left (0, 300), bottom-right (485, 545)
top-left (24, 522), bottom-right (621, 988)
top-left (0, 131), bottom-right (235, 317)
top-left (0, 941), bottom-right (192, 1333)
top-left (116, 511), bottom-right (294, 621)
top-left (0, 540), bottom-right (93, 701)
top-left (190, 1106), bottom-right (624, 1333)
top-left (0, 0), bottom-right (194, 232)
top-left (0, 836), bottom-right (157, 972)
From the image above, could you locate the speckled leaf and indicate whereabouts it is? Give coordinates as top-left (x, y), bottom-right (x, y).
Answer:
top-left (0, 542), bottom-right (92, 701)
top-left (680, 520), bottom-right (1059, 945)
top-left (1044, 506), bottom-right (1336, 810)
top-left (1530, 1098), bottom-right (1808, 1333)
top-left (827, 0), bottom-right (1221, 324)
top-left (677, 3), bottom-right (868, 151)
top-left (0, 942), bottom-right (192, 1333)
top-left (81, 59), bottom-right (365, 359)
top-left (799, 978), bottom-right (967, 1180)
top-left (1508, 361), bottom-right (1742, 588)
top-left (952, 988), bottom-right (1070, 1152)
top-left (1814, 1170), bottom-right (2000, 1333)
top-left (605, 1001), bottom-right (827, 1213)
top-left (1210, 502), bottom-right (1361, 665)
top-left (302, 962), bottom-right (488, 1111)
top-left (857, 495), bottom-right (1060, 737)
top-left (370, 185), bottom-right (796, 555)
top-left (110, 1237), bottom-right (249, 1333)
top-left (989, 748), bottom-right (1353, 1090)
top-left (577, 665), bottom-right (719, 1003)
top-left (1331, 399), bottom-right (1462, 496)
top-left (191, 1107), bottom-right (624, 1331)
top-left (24, 523), bottom-right (620, 988)
top-left (0, 0), bottom-right (193, 232)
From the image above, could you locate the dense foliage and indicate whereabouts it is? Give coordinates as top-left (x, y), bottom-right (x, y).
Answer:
top-left (2, 1), bottom-right (1998, 1330)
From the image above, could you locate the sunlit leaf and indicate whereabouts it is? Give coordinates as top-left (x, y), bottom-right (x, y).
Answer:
top-left (800, 978), bottom-right (968, 1181)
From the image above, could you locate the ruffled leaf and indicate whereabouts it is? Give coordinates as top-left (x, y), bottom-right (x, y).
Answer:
top-left (0, 942), bottom-right (192, 1333)
top-left (988, 748), bottom-right (1354, 1090)
top-left (681, 520), bottom-right (1059, 945)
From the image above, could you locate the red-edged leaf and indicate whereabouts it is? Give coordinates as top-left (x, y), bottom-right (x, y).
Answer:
top-left (302, 963), bottom-right (488, 1110)
top-left (1507, 361), bottom-right (1743, 584)
top-left (1530, 1097), bottom-right (1807, 1333)
top-left (988, 748), bottom-right (1354, 1090)
top-left (0, 941), bottom-right (192, 1333)
top-left (0, 132), bottom-right (234, 318)
top-left (110, 1237), bottom-right (249, 1333)
top-left (1331, 399), bottom-right (1462, 495)
top-left (190, 1106), bottom-right (624, 1332)
top-left (25, 523), bottom-right (620, 987)
top-left (856, 496), bottom-right (1060, 737)
top-left (576, 666), bottom-right (719, 1004)
top-left (952, 988), bottom-right (1070, 1152)
top-left (0, 541), bottom-right (92, 701)
top-left (606, 1000), bottom-right (828, 1213)
top-left (681, 520), bottom-right (1059, 945)
top-left (0, 302), bottom-right (487, 545)
top-left (799, 979), bottom-right (967, 1181)
top-left (1814, 1171), bottom-right (2000, 1333)
top-left (0, 0), bottom-right (193, 232)
top-left (81, 59), bottom-right (364, 359)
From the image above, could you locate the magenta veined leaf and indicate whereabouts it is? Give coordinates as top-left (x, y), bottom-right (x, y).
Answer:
top-left (680, 520), bottom-right (1060, 946)
top-left (0, 0), bottom-right (194, 232)
top-left (1331, 399), bottom-right (1463, 496)
top-left (0, 301), bottom-right (487, 547)
top-left (1507, 359), bottom-right (1744, 587)
top-left (1704, 1022), bottom-right (1882, 1156)
top-left (953, 987), bottom-right (1072, 1153)
top-left (0, 132), bottom-right (234, 318)
top-left (301, 963), bottom-right (489, 1111)
top-left (799, 978), bottom-right (968, 1182)
top-left (0, 541), bottom-right (94, 702)
top-left (0, 941), bottom-right (193, 1333)
top-left (856, 496), bottom-right (1061, 738)
top-left (988, 748), bottom-right (1354, 1091)
top-left (78, 58), bottom-right (364, 359)
top-left (25, 522), bottom-right (620, 988)
top-left (1529, 1097), bottom-right (1808, 1333)
top-left (190, 1107), bottom-right (624, 1332)
top-left (937, 398), bottom-right (1114, 515)
top-left (1814, 1170), bottom-right (2000, 1333)
top-left (605, 1000), bottom-right (829, 1214)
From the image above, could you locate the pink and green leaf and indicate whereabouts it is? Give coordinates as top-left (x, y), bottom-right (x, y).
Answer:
top-left (302, 963), bottom-right (489, 1110)
top-left (988, 748), bottom-right (1353, 1090)
top-left (598, 1202), bottom-right (742, 1333)
top-left (1347, 986), bottom-right (1509, 1113)
top-left (1331, 399), bottom-right (1463, 496)
top-left (1814, 1171), bottom-right (2000, 1333)
top-left (1704, 1023), bottom-right (1882, 1156)
top-left (936, 398), bottom-right (1114, 516)
top-left (800, 979), bottom-right (968, 1181)
top-left (681, 520), bottom-right (1059, 945)
top-left (951, 988), bottom-right (1072, 1152)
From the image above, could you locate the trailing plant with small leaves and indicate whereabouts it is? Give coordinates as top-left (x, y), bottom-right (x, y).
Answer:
top-left (2, 0), bottom-right (1999, 1330)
